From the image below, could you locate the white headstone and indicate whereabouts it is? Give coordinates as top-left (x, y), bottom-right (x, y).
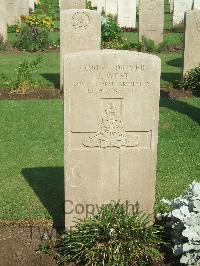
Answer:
top-left (105, 0), bottom-right (118, 16)
top-left (97, 0), bottom-right (106, 12)
top-left (118, 0), bottom-right (136, 28)
top-left (7, 1), bottom-right (18, 25)
top-left (194, 0), bottom-right (200, 9)
top-left (183, 10), bottom-right (200, 75)
top-left (173, 0), bottom-right (191, 26)
top-left (139, 0), bottom-right (164, 45)
top-left (20, 0), bottom-right (29, 16)
top-left (60, 9), bottom-right (101, 89)
top-left (29, 0), bottom-right (35, 11)
top-left (60, 0), bottom-right (85, 11)
top-left (0, 0), bottom-right (7, 41)
top-left (170, 0), bottom-right (174, 13)
top-left (64, 50), bottom-right (161, 228)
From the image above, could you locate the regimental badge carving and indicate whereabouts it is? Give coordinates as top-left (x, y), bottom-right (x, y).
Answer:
top-left (83, 103), bottom-right (140, 148)
top-left (72, 12), bottom-right (90, 30)
top-left (196, 19), bottom-right (200, 32)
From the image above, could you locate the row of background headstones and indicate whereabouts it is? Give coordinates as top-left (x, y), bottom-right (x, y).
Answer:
top-left (0, 0), bottom-right (199, 78)
top-left (0, 0), bottom-right (39, 41)
top-left (86, 0), bottom-right (200, 28)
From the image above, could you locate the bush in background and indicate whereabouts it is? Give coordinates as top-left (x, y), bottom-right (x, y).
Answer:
top-left (15, 25), bottom-right (50, 52)
top-left (0, 56), bottom-right (43, 90)
top-left (57, 201), bottom-right (164, 266)
top-left (178, 66), bottom-right (200, 97)
top-left (101, 16), bottom-right (127, 49)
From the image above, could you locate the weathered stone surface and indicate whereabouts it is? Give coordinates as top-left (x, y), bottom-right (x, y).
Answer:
top-left (183, 10), bottom-right (200, 75)
top-left (60, 0), bottom-right (85, 11)
top-left (139, 0), bottom-right (164, 45)
top-left (170, 0), bottom-right (174, 13)
top-left (7, 1), bottom-right (18, 25)
top-left (29, 0), bottom-right (35, 11)
top-left (194, 0), bottom-right (200, 10)
top-left (97, 0), bottom-right (106, 12)
top-left (173, 0), bottom-right (191, 26)
top-left (60, 9), bottom-right (101, 89)
top-left (105, 0), bottom-right (118, 16)
top-left (0, 0), bottom-right (7, 41)
top-left (118, 0), bottom-right (136, 28)
top-left (64, 50), bottom-right (161, 228)
top-left (20, 0), bottom-right (29, 16)
top-left (91, 0), bottom-right (98, 7)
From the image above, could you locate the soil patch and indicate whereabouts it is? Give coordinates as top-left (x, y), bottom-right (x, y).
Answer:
top-left (0, 88), bottom-right (194, 101)
top-left (161, 88), bottom-right (193, 98)
top-left (0, 221), bottom-right (180, 266)
top-left (0, 224), bottom-right (60, 266)
top-left (0, 88), bottom-right (63, 100)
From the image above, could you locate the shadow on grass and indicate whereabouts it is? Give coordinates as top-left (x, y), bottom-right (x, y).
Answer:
top-left (161, 72), bottom-right (181, 85)
top-left (41, 73), bottom-right (60, 89)
top-left (166, 58), bottom-right (183, 68)
top-left (160, 98), bottom-right (200, 125)
top-left (21, 167), bottom-right (64, 229)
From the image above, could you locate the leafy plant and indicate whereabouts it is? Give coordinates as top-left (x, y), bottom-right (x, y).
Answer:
top-left (101, 16), bottom-right (123, 42)
top-left (101, 16), bottom-right (126, 49)
top-left (14, 25), bottom-right (50, 52)
top-left (159, 182), bottom-right (200, 265)
top-left (178, 66), bottom-right (200, 97)
top-left (0, 56), bottom-right (43, 90)
top-left (7, 23), bottom-right (21, 33)
top-left (142, 37), bottom-right (156, 52)
top-left (128, 41), bottom-right (144, 52)
top-left (16, 56), bottom-right (43, 84)
top-left (57, 201), bottom-right (164, 266)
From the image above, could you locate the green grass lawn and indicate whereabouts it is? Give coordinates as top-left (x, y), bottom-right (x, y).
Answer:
top-left (0, 52), bottom-right (60, 87)
top-left (0, 98), bottom-right (199, 222)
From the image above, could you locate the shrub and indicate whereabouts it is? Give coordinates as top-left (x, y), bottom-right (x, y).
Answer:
top-left (172, 22), bottom-right (184, 33)
top-left (15, 25), bottom-right (50, 52)
top-left (142, 37), bottom-right (156, 52)
top-left (178, 66), bottom-right (200, 97)
top-left (101, 16), bottom-right (127, 49)
top-left (21, 14), bottom-right (55, 30)
top-left (159, 182), bottom-right (200, 265)
top-left (101, 16), bottom-right (123, 43)
top-left (57, 201), bottom-right (164, 266)
top-left (0, 56), bottom-right (43, 90)
top-left (128, 41), bottom-right (144, 52)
